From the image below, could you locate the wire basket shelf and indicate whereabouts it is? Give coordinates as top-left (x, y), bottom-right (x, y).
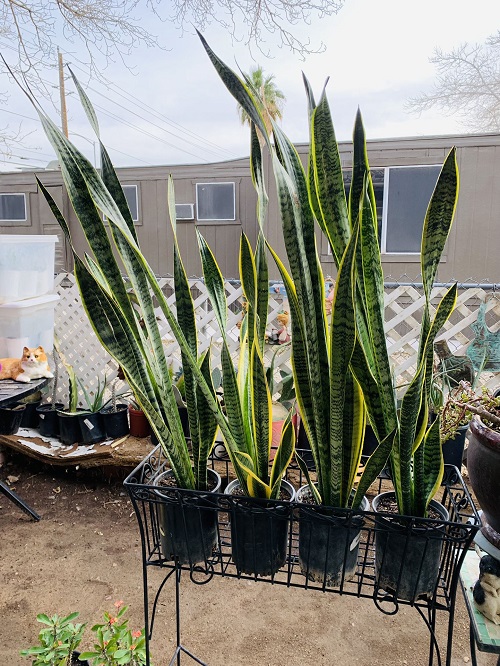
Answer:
top-left (124, 444), bottom-right (481, 614)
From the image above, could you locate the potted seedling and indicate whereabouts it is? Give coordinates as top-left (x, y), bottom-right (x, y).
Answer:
top-left (77, 375), bottom-right (107, 444)
top-left (99, 377), bottom-right (130, 439)
top-left (36, 348), bottom-right (64, 438)
top-left (54, 342), bottom-right (84, 446)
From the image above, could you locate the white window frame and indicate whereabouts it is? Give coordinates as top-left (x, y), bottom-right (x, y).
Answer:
top-left (122, 185), bottom-right (139, 223)
top-left (196, 182), bottom-right (236, 222)
top-left (175, 203), bottom-right (195, 220)
top-left (380, 164), bottom-right (441, 256)
top-left (102, 184), bottom-right (140, 224)
top-left (0, 193), bottom-right (27, 223)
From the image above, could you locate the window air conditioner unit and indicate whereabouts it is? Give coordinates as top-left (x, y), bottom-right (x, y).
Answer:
top-left (175, 203), bottom-right (195, 220)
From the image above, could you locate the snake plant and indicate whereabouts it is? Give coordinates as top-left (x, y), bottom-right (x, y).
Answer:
top-left (199, 32), bottom-right (460, 516)
top-left (199, 228), bottom-right (295, 498)
top-left (28, 68), bottom-right (293, 498)
top-left (27, 72), bottom-right (236, 491)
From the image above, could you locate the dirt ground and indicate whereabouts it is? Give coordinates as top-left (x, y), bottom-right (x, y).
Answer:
top-left (0, 447), bottom-right (498, 666)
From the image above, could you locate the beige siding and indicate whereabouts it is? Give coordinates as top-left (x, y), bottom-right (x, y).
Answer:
top-left (1, 133), bottom-right (500, 283)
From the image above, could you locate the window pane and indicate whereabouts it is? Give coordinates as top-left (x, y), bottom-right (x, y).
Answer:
top-left (385, 166), bottom-right (441, 253)
top-left (197, 183), bottom-right (235, 221)
top-left (0, 194), bottom-right (26, 221)
top-left (123, 186), bottom-right (138, 222)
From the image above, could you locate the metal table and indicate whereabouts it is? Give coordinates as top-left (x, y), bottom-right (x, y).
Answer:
top-left (0, 377), bottom-right (49, 407)
top-left (0, 377), bottom-right (49, 521)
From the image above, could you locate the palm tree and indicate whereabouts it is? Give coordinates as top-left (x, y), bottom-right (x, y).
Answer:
top-left (238, 66), bottom-right (286, 141)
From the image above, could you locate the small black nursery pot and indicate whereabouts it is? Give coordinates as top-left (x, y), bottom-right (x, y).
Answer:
top-left (0, 402), bottom-right (26, 435)
top-left (36, 403), bottom-right (64, 438)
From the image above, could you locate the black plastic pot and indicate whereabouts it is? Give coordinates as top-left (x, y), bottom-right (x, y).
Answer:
top-left (296, 485), bottom-right (369, 587)
top-left (178, 405), bottom-right (190, 437)
top-left (225, 478), bottom-right (295, 576)
top-left (20, 395), bottom-right (42, 429)
top-left (0, 402), bottom-right (26, 435)
top-left (78, 411), bottom-right (106, 445)
top-left (155, 468), bottom-right (221, 566)
top-left (72, 651), bottom-right (90, 665)
top-left (99, 403), bottom-right (130, 439)
top-left (372, 491), bottom-right (449, 601)
top-left (293, 413), bottom-right (315, 470)
top-left (57, 409), bottom-right (84, 446)
top-left (36, 403), bottom-right (64, 438)
top-left (362, 424), bottom-right (379, 457)
top-left (442, 423), bottom-right (468, 469)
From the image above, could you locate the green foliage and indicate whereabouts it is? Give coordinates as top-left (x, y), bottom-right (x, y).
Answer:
top-left (199, 230), bottom-right (295, 498)
top-left (79, 603), bottom-right (148, 666)
top-left (20, 612), bottom-right (86, 666)
top-left (30, 69), bottom-right (240, 492)
top-left (53, 337), bottom-right (78, 413)
top-left (199, 31), bottom-right (460, 516)
top-left (21, 605), bottom-right (148, 666)
top-left (78, 375), bottom-right (108, 413)
top-left (441, 381), bottom-right (500, 440)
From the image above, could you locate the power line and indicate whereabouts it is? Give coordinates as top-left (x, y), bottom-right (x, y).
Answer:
top-left (85, 86), bottom-right (232, 159)
top-left (69, 62), bottom-right (240, 160)
top-left (91, 102), bottom-right (212, 163)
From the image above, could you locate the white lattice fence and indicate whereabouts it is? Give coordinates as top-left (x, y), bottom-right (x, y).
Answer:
top-left (51, 273), bottom-right (500, 407)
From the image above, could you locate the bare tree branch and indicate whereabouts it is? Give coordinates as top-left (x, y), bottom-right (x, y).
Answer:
top-left (406, 33), bottom-right (500, 132)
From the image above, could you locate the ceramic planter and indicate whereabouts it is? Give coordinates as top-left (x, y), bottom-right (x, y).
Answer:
top-left (467, 416), bottom-right (500, 541)
top-left (155, 468), bottom-right (221, 566)
top-left (99, 403), bottom-right (130, 439)
top-left (128, 404), bottom-right (151, 438)
top-left (372, 491), bottom-right (449, 602)
top-left (0, 402), bottom-right (26, 435)
top-left (225, 478), bottom-right (295, 576)
top-left (296, 484), bottom-right (369, 587)
top-left (36, 402), bottom-right (64, 437)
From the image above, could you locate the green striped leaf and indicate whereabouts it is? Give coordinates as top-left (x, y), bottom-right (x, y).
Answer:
top-left (328, 219), bottom-right (358, 506)
top-left (197, 31), bottom-right (269, 148)
top-left (421, 148), bottom-right (459, 302)
top-left (310, 88), bottom-right (350, 266)
top-left (250, 340), bottom-right (272, 483)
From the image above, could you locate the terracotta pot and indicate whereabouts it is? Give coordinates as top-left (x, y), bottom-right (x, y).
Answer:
top-left (467, 416), bottom-right (500, 535)
top-left (128, 404), bottom-right (151, 438)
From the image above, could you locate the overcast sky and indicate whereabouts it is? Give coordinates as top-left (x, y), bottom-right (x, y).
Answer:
top-left (1, 0), bottom-right (500, 170)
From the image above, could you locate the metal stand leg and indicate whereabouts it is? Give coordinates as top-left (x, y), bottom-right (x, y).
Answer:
top-left (469, 624), bottom-right (478, 666)
top-left (0, 479), bottom-right (40, 521)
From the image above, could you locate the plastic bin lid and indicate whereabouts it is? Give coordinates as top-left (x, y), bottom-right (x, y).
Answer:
top-left (0, 293), bottom-right (60, 309)
top-left (0, 235), bottom-right (59, 243)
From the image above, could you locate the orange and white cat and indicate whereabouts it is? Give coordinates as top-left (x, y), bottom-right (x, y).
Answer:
top-left (0, 346), bottom-right (54, 383)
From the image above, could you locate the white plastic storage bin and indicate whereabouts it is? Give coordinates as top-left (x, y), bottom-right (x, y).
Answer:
top-left (0, 293), bottom-right (59, 358)
top-left (0, 235), bottom-right (58, 304)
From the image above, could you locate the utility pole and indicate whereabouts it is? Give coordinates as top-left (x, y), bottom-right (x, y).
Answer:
top-left (58, 48), bottom-right (69, 138)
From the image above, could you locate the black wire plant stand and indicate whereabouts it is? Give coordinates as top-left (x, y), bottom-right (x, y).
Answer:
top-left (124, 444), bottom-right (481, 666)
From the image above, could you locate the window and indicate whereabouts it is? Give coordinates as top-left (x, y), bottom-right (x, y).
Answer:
top-left (326, 169), bottom-right (384, 255)
top-left (122, 185), bottom-right (139, 223)
top-left (325, 165), bottom-right (442, 256)
top-left (196, 183), bottom-right (235, 221)
top-left (175, 203), bottom-right (195, 220)
top-left (0, 193), bottom-right (27, 223)
top-left (103, 185), bottom-right (139, 223)
top-left (382, 165), bottom-right (441, 254)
